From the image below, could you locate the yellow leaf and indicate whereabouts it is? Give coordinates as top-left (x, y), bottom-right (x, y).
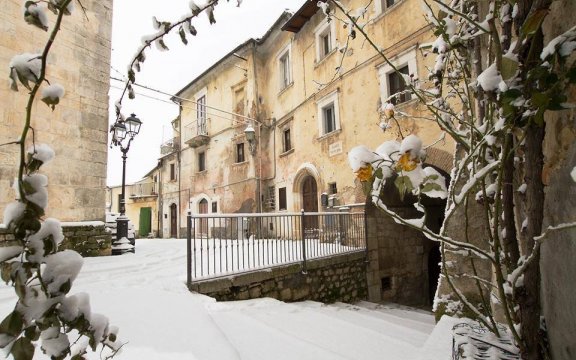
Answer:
top-left (355, 165), bottom-right (373, 182)
top-left (396, 153), bottom-right (419, 172)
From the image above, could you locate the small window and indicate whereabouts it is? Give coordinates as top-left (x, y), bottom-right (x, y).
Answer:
top-left (315, 20), bottom-right (335, 61)
top-left (198, 151), bottom-right (206, 172)
top-left (381, 276), bottom-right (392, 291)
top-left (236, 143), bottom-right (245, 163)
top-left (283, 128), bottom-right (292, 152)
top-left (376, 0), bottom-right (399, 15)
top-left (378, 50), bottom-right (418, 107)
top-left (388, 65), bottom-right (411, 105)
top-left (211, 201), bottom-right (217, 213)
top-left (278, 47), bottom-right (291, 90)
top-left (267, 186), bottom-right (276, 210)
top-left (322, 104), bottom-right (336, 134)
top-left (329, 182), bottom-right (338, 195)
top-left (317, 91), bottom-right (341, 136)
top-left (170, 163), bottom-right (176, 181)
top-left (278, 187), bottom-right (287, 211)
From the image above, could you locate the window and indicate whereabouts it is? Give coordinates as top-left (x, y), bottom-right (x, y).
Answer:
top-left (198, 151), bottom-right (206, 172)
top-left (196, 93), bottom-right (207, 135)
top-left (211, 201), bottom-right (217, 213)
top-left (329, 182), bottom-right (338, 195)
top-left (278, 46), bottom-right (292, 90)
top-left (378, 49), bottom-right (417, 107)
top-left (388, 65), bottom-right (411, 105)
top-left (315, 20), bottom-right (335, 61)
top-left (233, 84), bottom-right (246, 122)
top-left (375, 0), bottom-right (399, 15)
top-left (278, 187), bottom-right (287, 211)
top-left (236, 143), bottom-right (245, 163)
top-left (170, 163), bottom-right (176, 181)
top-left (317, 91), bottom-right (341, 136)
top-left (283, 128), bottom-right (292, 152)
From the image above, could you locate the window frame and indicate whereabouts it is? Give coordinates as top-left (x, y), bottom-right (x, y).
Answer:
top-left (377, 49), bottom-right (417, 107)
top-left (236, 142), bottom-right (245, 163)
top-left (314, 19), bottom-right (336, 62)
top-left (316, 90), bottom-right (341, 136)
top-left (278, 187), bottom-right (287, 211)
top-left (277, 45), bottom-right (292, 91)
top-left (195, 88), bottom-right (207, 135)
top-left (197, 151), bottom-right (206, 172)
top-left (375, 0), bottom-right (401, 15)
top-left (282, 128), bottom-right (292, 153)
top-left (169, 163), bottom-right (176, 181)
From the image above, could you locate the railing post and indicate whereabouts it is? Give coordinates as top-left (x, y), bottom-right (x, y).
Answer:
top-left (363, 209), bottom-right (369, 261)
top-left (301, 209), bottom-right (307, 274)
top-left (186, 211), bottom-right (192, 287)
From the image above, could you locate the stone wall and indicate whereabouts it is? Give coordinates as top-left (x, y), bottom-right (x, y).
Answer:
top-left (0, 222), bottom-right (111, 257)
top-left (189, 251), bottom-right (367, 303)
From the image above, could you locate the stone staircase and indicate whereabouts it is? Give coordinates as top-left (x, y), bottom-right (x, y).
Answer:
top-left (205, 298), bottom-right (436, 360)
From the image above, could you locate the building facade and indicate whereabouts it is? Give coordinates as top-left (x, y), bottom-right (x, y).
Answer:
top-left (0, 0), bottom-right (113, 254)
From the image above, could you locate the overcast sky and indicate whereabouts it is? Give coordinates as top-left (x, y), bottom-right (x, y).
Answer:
top-left (107, 0), bottom-right (307, 186)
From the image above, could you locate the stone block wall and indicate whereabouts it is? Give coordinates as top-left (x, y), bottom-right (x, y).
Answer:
top-left (189, 251), bottom-right (368, 303)
top-left (0, 222), bottom-right (111, 257)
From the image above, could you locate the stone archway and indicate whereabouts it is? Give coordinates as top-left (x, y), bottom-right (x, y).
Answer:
top-left (365, 164), bottom-right (450, 308)
top-left (292, 163), bottom-right (321, 213)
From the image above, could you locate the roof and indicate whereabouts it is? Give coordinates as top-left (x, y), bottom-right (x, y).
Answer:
top-left (171, 11), bottom-right (293, 102)
top-left (281, 0), bottom-right (325, 33)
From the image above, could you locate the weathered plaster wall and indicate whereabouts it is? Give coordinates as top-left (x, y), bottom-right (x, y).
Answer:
top-left (189, 251), bottom-right (368, 303)
top-left (0, 0), bottom-right (112, 223)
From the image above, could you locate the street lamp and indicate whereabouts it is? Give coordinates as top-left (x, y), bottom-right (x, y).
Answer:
top-left (110, 113), bottom-right (142, 255)
top-left (244, 124), bottom-right (256, 154)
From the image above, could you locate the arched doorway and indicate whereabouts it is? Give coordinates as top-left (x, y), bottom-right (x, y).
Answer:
top-left (302, 175), bottom-right (318, 233)
top-left (169, 203), bottom-right (177, 238)
top-left (198, 199), bottom-right (208, 235)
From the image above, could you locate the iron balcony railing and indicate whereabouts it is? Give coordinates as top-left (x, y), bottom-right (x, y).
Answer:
top-left (186, 211), bottom-right (367, 285)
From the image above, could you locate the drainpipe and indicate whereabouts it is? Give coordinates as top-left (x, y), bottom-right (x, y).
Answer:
top-left (251, 42), bottom-right (262, 213)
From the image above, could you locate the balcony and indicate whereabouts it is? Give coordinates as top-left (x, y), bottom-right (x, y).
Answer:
top-left (183, 121), bottom-right (210, 148)
top-left (160, 137), bottom-right (180, 155)
top-left (129, 182), bottom-right (158, 199)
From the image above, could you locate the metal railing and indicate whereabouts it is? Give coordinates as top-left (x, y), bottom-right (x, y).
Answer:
top-left (186, 211), bottom-right (366, 284)
top-left (128, 182), bottom-right (157, 197)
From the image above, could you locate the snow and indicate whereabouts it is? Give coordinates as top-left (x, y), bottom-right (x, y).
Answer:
top-left (28, 143), bottom-right (55, 164)
top-left (0, 246), bottom-right (23, 263)
top-left (40, 84), bottom-right (65, 103)
top-left (476, 63), bottom-right (503, 92)
top-left (400, 135), bottom-right (423, 159)
top-left (571, 167), bottom-right (576, 183)
top-left (2, 201), bottom-right (25, 227)
top-left (347, 145), bottom-right (378, 171)
top-left (0, 239), bottom-right (447, 360)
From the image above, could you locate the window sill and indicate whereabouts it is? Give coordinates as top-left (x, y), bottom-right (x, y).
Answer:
top-left (278, 81), bottom-right (294, 96)
top-left (314, 48), bottom-right (337, 68)
top-left (317, 128), bottom-right (342, 141)
top-left (196, 170), bottom-right (207, 175)
top-left (372, 0), bottom-right (406, 23)
top-left (232, 161), bottom-right (248, 166)
top-left (279, 148), bottom-right (294, 158)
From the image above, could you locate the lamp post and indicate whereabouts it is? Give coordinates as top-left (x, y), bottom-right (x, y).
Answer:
top-left (110, 113), bottom-right (142, 255)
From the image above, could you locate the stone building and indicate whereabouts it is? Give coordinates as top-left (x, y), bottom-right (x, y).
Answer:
top-left (160, 0), bottom-right (453, 308)
top-left (0, 0), bottom-right (113, 255)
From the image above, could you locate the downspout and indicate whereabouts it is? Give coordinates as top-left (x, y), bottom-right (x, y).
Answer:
top-left (251, 41), bottom-right (262, 213)
top-left (178, 107), bottom-right (183, 237)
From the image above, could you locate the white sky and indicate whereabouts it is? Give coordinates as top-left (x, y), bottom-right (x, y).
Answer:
top-left (106, 0), bottom-right (308, 186)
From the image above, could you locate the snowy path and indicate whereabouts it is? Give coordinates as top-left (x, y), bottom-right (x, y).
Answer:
top-left (0, 239), bottom-right (439, 360)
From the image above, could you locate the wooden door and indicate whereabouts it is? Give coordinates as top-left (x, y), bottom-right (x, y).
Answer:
top-left (170, 203), bottom-right (177, 238)
top-left (199, 199), bottom-right (208, 235)
top-left (302, 176), bottom-right (318, 232)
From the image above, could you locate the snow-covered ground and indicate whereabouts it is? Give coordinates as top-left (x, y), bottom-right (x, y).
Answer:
top-left (0, 239), bottom-right (453, 360)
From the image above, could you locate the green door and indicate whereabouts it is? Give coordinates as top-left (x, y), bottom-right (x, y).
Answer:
top-left (139, 207), bottom-right (152, 238)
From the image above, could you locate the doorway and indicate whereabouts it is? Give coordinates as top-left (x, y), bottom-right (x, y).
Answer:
top-left (198, 199), bottom-right (208, 235)
top-left (170, 203), bottom-right (177, 238)
top-left (302, 176), bottom-right (319, 233)
top-left (139, 207), bottom-right (152, 238)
